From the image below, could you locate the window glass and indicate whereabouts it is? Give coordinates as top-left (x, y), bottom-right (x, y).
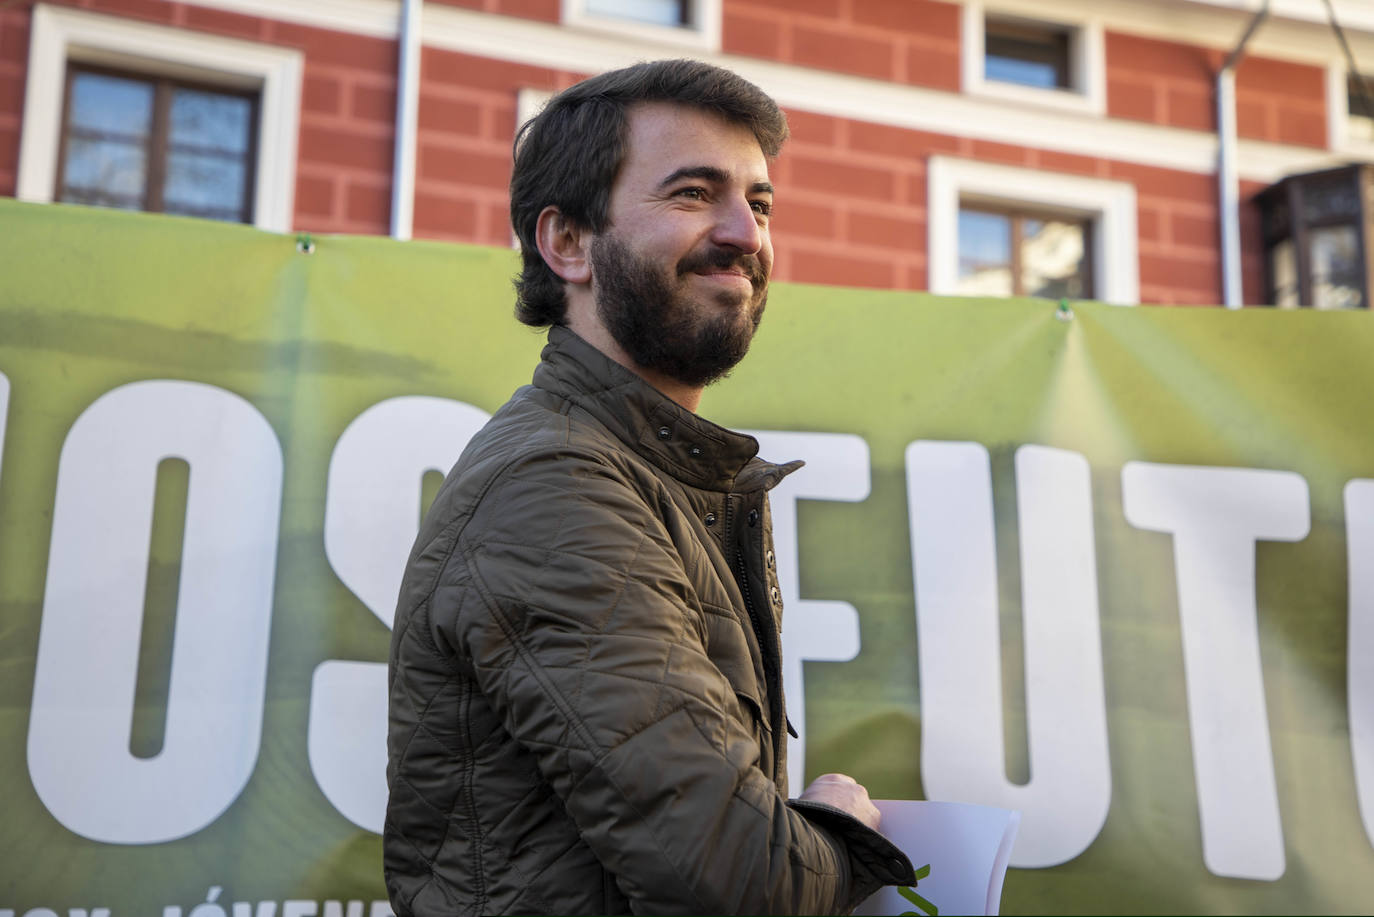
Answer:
top-left (958, 205), bottom-right (1092, 299)
top-left (70, 71), bottom-right (153, 136)
top-left (61, 138), bottom-right (148, 209)
top-left (164, 88), bottom-right (254, 219)
top-left (957, 209), bottom-right (1013, 296)
top-left (61, 71), bottom-right (153, 209)
top-left (169, 88), bottom-right (253, 154)
top-left (1310, 224), bottom-right (1363, 310)
top-left (585, 0), bottom-right (687, 27)
top-left (1270, 239), bottom-right (1299, 309)
top-left (57, 66), bottom-right (256, 223)
top-left (985, 19), bottom-right (1070, 90)
top-left (164, 154), bottom-right (249, 220)
top-left (1348, 74), bottom-right (1374, 142)
top-left (1021, 217), bottom-right (1088, 299)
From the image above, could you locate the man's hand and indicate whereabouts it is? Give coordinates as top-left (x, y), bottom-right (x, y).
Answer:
top-left (799, 773), bottom-right (881, 831)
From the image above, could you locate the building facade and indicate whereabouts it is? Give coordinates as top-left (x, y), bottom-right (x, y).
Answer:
top-left (2, 0), bottom-right (1372, 307)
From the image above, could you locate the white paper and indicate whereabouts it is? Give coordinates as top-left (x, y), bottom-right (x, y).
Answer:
top-left (853, 799), bottom-right (1020, 916)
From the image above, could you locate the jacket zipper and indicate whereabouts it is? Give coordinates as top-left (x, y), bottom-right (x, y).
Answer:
top-left (728, 495), bottom-right (780, 725)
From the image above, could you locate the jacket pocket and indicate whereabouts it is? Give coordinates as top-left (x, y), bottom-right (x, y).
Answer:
top-left (734, 688), bottom-right (770, 736)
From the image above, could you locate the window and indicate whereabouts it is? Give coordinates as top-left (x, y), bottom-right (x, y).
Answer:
top-left (928, 157), bottom-right (1138, 305)
top-left (560, 0), bottom-right (720, 52)
top-left (18, 4), bottom-right (301, 232)
top-left (984, 19), bottom-right (1071, 90)
top-left (1257, 165), bottom-right (1369, 310)
top-left (584, 0), bottom-right (689, 28)
top-left (960, 2), bottom-right (1104, 116)
top-left (57, 65), bottom-right (258, 223)
top-left (957, 205), bottom-right (1092, 299)
top-left (1349, 73), bottom-right (1374, 142)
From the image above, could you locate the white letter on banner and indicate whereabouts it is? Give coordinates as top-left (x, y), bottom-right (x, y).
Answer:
top-left (1122, 462), bottom-right (1308, 881)
top-left (907, 441), bottom-right (1110, 868)
top-left (1346, 480), bottom-right (1374, 850)
top-left (746, 431), bottom-right (867, 792)
top-left (28, 380), bottom-right (282, 844)
top-left (317, 396), bottom-right (490, 832)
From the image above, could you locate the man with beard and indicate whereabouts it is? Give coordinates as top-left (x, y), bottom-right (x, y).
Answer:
top-left (385, 59), bottom-right (914, 916)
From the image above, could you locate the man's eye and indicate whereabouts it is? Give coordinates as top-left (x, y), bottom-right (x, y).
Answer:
top-left (676, 187), bottom-right (705, 200)
top-left (751, 200), bottom-right (773, 216)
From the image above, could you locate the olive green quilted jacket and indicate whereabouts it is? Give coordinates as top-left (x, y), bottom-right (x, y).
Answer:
top-left (384, 326), bottom-right (913, 915)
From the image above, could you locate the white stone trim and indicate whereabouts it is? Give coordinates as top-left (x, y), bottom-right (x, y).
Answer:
top-left (1183, 0), bottom-right (1374, 37)
top-left (179, 0), bottom-right (398, 39)
top-left (928, 156), bottom-right (1139, 305)
top-left (1329, 60), bottom-right (1374, 159)
top-left (515, 87), bottom-right (553, 134)
top-left (560, 0), bottom-right (721, 53)
top-left (510, 87), bottom-right (553, 248)
top-left (961, 0), bottom-right (1106, 117)
top-left (17, 4), bottom-right (302, 232)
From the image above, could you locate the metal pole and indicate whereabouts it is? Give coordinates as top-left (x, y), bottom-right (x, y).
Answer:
top-left (391, 0), bottom-right (422, 241)
top-left (1216, 0), bottom-right (1269, 309)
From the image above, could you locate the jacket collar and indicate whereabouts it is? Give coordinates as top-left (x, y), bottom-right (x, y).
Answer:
top-left (533, 325), bottom-right (798, 493)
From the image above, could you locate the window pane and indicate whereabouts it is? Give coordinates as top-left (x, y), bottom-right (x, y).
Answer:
top-left (957, 209), bottom-right (1013, 296)
top-left (585, 0), bottom-right (687, 26)
top-left (169, 88), bottom-right (253, 154)
top-left (985, 21), bottom-right (1070, 89)
top-left (1348, 74), bottom-right (1374, 141)
top-left (1270, 239), bottom-right (1299, 308)
top-left (1021, 217), bottom-right (1089, 299)
top-left (1310, 225), bottom-right (1364, 310)
top-left (60, 137), bottom-right (147, 208)
top-left (69, 71), bottom-right (153, 138)
top-left (163, 151), bottom-right (247, 219)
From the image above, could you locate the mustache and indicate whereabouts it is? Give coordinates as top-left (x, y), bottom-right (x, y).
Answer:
top-left (677, 247), bottom-right (767, 289)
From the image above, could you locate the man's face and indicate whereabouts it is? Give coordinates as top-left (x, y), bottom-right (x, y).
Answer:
top-left (588, 102), bottom-right (775, 389)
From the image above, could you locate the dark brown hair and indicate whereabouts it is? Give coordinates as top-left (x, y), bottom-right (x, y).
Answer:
top-left (509, 59), bottom-right (788, 327)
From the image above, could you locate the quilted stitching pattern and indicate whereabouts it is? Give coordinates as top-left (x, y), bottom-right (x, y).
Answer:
top-left (385, 329), bottom-right (865, 916)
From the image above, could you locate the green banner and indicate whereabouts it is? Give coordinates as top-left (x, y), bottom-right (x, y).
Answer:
top-left (1, 198), bottom-right (1372, 915)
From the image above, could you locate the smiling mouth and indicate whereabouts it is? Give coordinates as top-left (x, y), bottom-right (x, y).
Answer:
top-left (679, 247), bottom-right (766, 290)
top-left (697, 269), bottom-right (752, 283)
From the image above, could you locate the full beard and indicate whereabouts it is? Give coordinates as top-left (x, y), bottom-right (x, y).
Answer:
top-left (589, 232), bottom-right (768, 390)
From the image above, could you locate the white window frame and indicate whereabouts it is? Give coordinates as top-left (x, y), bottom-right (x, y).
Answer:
top-left (928, 156), bottom-right (1138, 305)
top-left (516, 87), bottom-right (553, 137)
top-left (1327, 61), bottom-right (1374, 157)
top-left (560, 0), bottom-right (721, 53)
top-left (962, 0), bottom-right (1105, 117)
top-left (17, 3), bottom-right (302, 233)
top-left (509, 87), bottom-right (554, 248)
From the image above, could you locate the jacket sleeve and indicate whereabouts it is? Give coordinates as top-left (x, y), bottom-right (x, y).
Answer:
top-left (441, 448), bottom-right (908, 915)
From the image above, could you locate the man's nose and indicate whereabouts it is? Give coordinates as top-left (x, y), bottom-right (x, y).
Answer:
top-left (711, 195), bottom-right (764, 254)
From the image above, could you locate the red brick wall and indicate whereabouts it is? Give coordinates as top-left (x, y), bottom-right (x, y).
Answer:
top-left (725, 0), bottom-right (960, 92)
top-left (274, 20), bottom-right (398, 235)
top-left (1107, 32), bottom-right (1218, 132)
top-left (1239, 179), bottom-right (1266, 305)
top-left (1106, 30), bottom-right (1326, 148)
top-left (769, 112), bottom-right (943, 291)
top-left (427, 0), bottom-right (558, 23)
top-left (1109, 162), bottom-right (1221, 304)
top-left (1234, 54), bottom-right (1326, 147)
top-left (0, 6), bottom-right (29, 198)
top-left (413, 49), bottom-right (572, 245)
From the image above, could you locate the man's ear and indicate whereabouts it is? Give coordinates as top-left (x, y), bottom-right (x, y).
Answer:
top-left (534, 206), bottom-right (592, 285)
